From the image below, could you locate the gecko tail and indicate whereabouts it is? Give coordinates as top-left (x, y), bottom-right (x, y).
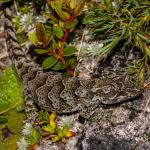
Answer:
top-left (4, 4), bottom-right (39, 80)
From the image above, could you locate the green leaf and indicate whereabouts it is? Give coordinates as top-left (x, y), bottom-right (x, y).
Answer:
top-left (145, 46), bottom-right (150, 58)
top-left (42, 56), bottom-right (58, 69)
top-left (38, 111), bottom-right (49, 123)
top-left (65, 57), bottom-right (77, 69)
top-left (63, 46), bottom-right (77, 56)
top-left (51, 41), bottom-right (58, 49)
top-left (43, 124), bottom-right (51, 132)
top-left (7, 110), bottom-right (25, 134)
top-left (0, 116), bottom-right (8, 124)
top-left (50, 0), bottom-right (70, 21)
top-left (94, 37), bottom-right (120, 58)
top-left (42, 124), bottom-right (55, 134)
top-left (0, 110), bottom-right (25, 150)
top-left (51, 61), bottom-right (66, 70)
top-left (56, 125), bottom-right (68, 139)
top-left (0, 66), bottom-right (23, 114)
top-left (28, 31), bottom-right (38, 46)
top-left (53, 25), bottom-right (64, 39)
top-left (34, 49), bottom-right (49, 54)
top-left (70, 58), bottom-right (77, 69)
top-left (44, 25), bottom-right (52, 37)
top-left (64, 19), bottom-right (78, 31)
top-left (57, 128), bottom-right (65, 138)
top-left (61, 137), bottom-right (66, 143)
top-left (31, 128), bottom-right (40, 144)
top-left (0, 0), bottom-right (12, 2)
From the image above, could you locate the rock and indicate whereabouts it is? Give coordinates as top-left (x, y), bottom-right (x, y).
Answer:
top-left (77, 88), bottom-right (150, 150)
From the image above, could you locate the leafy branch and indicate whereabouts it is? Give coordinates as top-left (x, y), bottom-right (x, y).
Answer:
top-left (29, 0), bottom-right (87, 75)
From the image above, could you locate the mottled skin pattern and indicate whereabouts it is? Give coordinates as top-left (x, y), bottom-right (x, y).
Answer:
top-left (4, 6), bottom-right (142, 119)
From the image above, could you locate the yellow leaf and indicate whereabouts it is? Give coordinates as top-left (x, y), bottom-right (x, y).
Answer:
top-left (35, 22), bottom-right (48, 47)
top-left (65, 131), bottom-right (73, 137)
top-left (49, 113), bottom-right (56, 128)
top-left (70, 0), bottom-right (75, 9)
top-left (59, 20), bottom-right (64, 28)
top-left (74, 0), bottom-right (86, 16)
top-left (61, 137), bottom-right (66, 143)
top-left (49, 113), bottom-right (56, 121)
top-left (50, 121), bottom-right (56, 129)
top-left (58, 41), bottom-right (63, 48)
top-left (52, 0), bottom-right (70, 21)
top-left (52, 136), bottom-right (60, 142)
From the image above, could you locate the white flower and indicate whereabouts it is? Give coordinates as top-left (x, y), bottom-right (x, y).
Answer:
top-left (22, 123), bottom-right (32, 136)
top-left (17, 137), bottom-right (29, 150)
top-left (20, 13), bottom-right (33, 31)
top-left (87, 41), bottom-right (104, 57)
top-left (58, 116), bottom-right (75, 128)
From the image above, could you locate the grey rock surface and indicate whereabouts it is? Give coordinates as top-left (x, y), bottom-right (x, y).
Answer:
top-left (78, 87), bottom-right (150, 150)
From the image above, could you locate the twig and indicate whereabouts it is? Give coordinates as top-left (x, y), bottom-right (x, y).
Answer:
top-left (144, 82), bottom-right (150, 89)
top-left (78, 30), bottom-right (85, 57)
top-left (74, 30), bottom-right (85, 77)
top-left (143, 96), bottom-right (150, 114)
